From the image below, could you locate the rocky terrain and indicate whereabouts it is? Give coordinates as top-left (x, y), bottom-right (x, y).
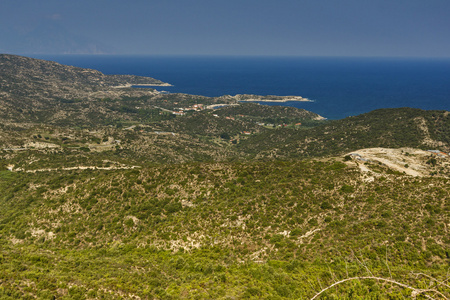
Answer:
top-left (346, 147), bottom-right (450, 178)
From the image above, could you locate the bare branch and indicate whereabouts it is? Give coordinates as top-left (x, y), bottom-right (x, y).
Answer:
top-left (328, 264), bottom-right (337, 283)
top-left (345, 258), bottom-right (349, 278)
top-left (306, 278), bottom-right (318, 294)
top-left (412, 272), bottom-right (450, 289)
top-left (317, 276), bottom-right (324, 291)
top-left (353, 250), bottom-right (374, 277)
top-left (386, 245), bottom-right (392, 279)
top-left (309, 276), bottom-right (449, 300)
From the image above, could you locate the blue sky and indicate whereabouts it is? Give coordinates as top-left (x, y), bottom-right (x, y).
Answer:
top-left (1, 0), bottom-right (450, 57)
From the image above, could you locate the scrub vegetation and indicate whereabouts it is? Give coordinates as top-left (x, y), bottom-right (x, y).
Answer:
top-left (0, 54), bottom-right (448, 299)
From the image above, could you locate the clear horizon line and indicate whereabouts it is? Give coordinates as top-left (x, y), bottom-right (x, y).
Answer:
top-left (7, 51), bottom-right (449, 59)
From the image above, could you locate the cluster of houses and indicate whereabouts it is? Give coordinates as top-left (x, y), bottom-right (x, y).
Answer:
top-left (211, 115), bottom-right (235, 120)
top-left (172, 104), bottom-right (204, 116)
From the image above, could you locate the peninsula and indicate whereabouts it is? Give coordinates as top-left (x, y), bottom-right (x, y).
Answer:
top-left (112, 83), bottom-right (173, 88)
top-left (221, 94), bottom-right (313, 102)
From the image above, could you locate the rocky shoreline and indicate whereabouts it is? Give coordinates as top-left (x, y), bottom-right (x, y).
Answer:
top-left (113, 83), bottom-right (173, 88)
top-left (223, 94), bottom-right (313, 102)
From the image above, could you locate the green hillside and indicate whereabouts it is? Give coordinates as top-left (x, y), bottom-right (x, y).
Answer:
top-left (239, 108), bottom-right (450, 159)
top-left (0, 55), bottom-right (448, 299)
top-left (0, 160), bottom-right (449, 299)
top-left (213, 102), bottom-right (324, 126)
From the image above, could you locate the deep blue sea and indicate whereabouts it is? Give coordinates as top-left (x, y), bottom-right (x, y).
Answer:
top-left (32, 55), bottom-right (450, 119)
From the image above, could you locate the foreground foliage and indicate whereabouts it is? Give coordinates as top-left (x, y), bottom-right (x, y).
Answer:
top-left (0, 160), bottom-right (448, 299)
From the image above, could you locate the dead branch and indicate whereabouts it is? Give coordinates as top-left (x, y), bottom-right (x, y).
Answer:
top-left (309, 276), bottom-right (449, 300)
top-left (412, 272), bottom-right (450, 290)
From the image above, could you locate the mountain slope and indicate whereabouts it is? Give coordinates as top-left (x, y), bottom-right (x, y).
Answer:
top-left (239, 108), bottom-right (450, 159)
top-left (0, 54), bottom-right (168, 123)
top-left (0, 54), bottom-right (167, 98)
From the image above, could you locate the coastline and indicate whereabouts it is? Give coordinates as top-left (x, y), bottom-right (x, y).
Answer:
top-left (113, 83), bottom-right (173, 88)
top-left (224, 94), bottom-right (314, 103)
top-left (239, 98), bottom-right (313, 103)
top-left (28, 55), bottom-right (450, 120)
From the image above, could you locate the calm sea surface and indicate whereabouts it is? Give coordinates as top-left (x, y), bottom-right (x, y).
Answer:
top-left (32, 55), bottom-right (450, 119)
